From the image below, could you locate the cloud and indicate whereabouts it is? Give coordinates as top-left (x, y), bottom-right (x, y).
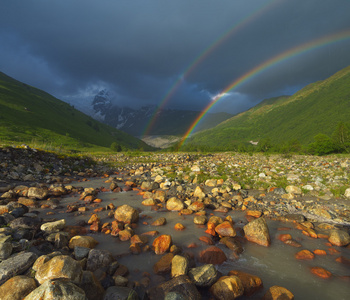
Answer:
top-left (0, 0), bottom-right (350, 114)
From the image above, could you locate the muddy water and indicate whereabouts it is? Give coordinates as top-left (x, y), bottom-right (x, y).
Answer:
top-left (37, 178), bottom-right (350, 299)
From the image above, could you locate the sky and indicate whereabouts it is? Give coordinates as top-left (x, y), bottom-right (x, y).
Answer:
top-left (1, 0), bottom-right (350, 114)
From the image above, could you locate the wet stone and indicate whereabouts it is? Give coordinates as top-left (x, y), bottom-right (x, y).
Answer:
top-left (0, 275), bottom-right (37, 300)
top-left (188, 264), bottom-right (218, 287)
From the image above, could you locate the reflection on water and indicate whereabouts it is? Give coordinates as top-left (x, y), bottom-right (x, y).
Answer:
top-left (36, 178), bottom-right (350, 300)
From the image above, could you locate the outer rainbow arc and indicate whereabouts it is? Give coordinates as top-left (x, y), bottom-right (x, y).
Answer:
top-left (178, 29), bottom-right (350, 149)
top-left (141, 0), bottom-right (280, 138)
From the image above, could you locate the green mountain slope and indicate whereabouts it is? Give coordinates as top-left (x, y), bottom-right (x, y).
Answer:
top-left (183, 65), bottom-right (350, 149)
top-left (0, 71), bottom-right (152, 151)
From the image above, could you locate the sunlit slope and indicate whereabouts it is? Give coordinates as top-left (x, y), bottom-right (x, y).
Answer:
top-left (185, 65), bottom-right (350, 148)
top-left (0, 71), bottom-right (152, 150)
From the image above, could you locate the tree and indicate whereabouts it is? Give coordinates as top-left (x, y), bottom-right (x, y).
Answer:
top-left (110, 142), bottom-right (122, 152)
top-left (309, 133), bottom-right (336, 155)
top-left (332, 122), bottom-right (350, 153)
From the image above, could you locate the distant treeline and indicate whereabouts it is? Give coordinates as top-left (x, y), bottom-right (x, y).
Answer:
top-left (172, 121), bottom-right (350, 155)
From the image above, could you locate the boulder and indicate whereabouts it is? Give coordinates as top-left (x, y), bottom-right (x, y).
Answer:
top-left (78, 271), bottom-right (105, 300)
top-left (35, 255), bottom-right (83, 284)
top-left (27, 187), bottom-right (49, 200)
top-left (0, 251), bottom-right (38, 285)
top-left (215, 221), bottom-right (236, 237)
top-left (149, 275), bottom-right (201, 300)
top-left (262, 285), bottom-right (294, 300)
top-left (0, 235), bottom-right (12, 261)
top-left (69, 236), bottom-right (98, 249)
top-left (153, 253), bottom-right (174, 275)
top-left (188, 264), bottom-right (218, 287)
top-left (199, 246), bottom-right (227, 265)
top-left (171, 255), bottom-right (189, 278)
top-left (328, 229), bottom-right (350, 246)
top-left (40, 219), bottom-right (65, 233)
top-left (243, 217), bottom-right (271, 247)
top-left (152, 217), bottom-right (167, 226)
top-left (210, 276), bottom-right (244, 299)
top-left (153, 234), bottom-right (172, 255)
top-left (285, 185), bottom-right (302, 195)
top-left (166, 197), bottom-right (184, 211)
top-left (0, 275), bottom-right (37, 300)
top-left (23, 279), bottom-right (86, 300)
top-left (86, 249), bottom-right (115, 272)
top-left (193, 186), bottom-right (205, 199)
top-left (103, 286), bottom-right (138, 300)
top-left (228, 270), bottom-right (263, 296)
top-left (114, 204), bottom-right (139, 224)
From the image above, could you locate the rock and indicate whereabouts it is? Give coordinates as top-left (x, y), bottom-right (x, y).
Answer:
top-left (310, 267), bottom-right (332, 279)
top-left (344, 188), bottom-right (350, 198)
top-left (193, 186), bottom-right (205, 199)
top-left (23, 279), bottom-right (86, 300)
top-left (246, 210), bottom-right (262, 218)
top-left (0, 251), bottom-right (38, 285)
top-left (8, 217), bottom-right (41, 230)
top-left (153, 253), bottom-right (174, 274)
top-left (152, 217), bottom-right (167, 226)
top-left (243, 217), bottom-right (271, 247)
top-left (199, 246), bottom-right (227, 265)
top-left (141, 181), bottom-right (159, 191)
top-left (328, 229), bottom-right (350, 246)
top-left (103, 286), bottom-right (138, 300)
top-left (35, 255), bottom-right (83, 284)
top-left (74, 247), bottom-right (90, 260)
top-left (166, 197), bottom-right (184, 211)
top-left (79, 271), bottom-right (105, 300)
top-left (285, 185), bottom-right (302, 194)
top-left (69, 236), bottom-right (99, 249)
top-left (280, 214), bottom-right (305, 223)
top-left (171, 255), bottom-right (188, 277)
top-left (27, 187), bottom-right (49, 200)
top-left (193, 215), bottom-right (207, 225)
top-left (0, 275), bottom-right (37, 300)
top-left (40, 219), bottom-right (65, 233)
top-left (153, 235), bottom-right (172, 255)
top-left (215, 221), bottom-right (236, 237)
top-left (188, 264), bottom-right (218, 287)
top-left (220, 237), bottom-right (243, 255)
top-left (227, 270), bottom-right (263, 296)
top-left (142, 198), bottom-right (157, 206)
top-left (0, 235), bottom-right (12, 260)
top-left (188, 201), bottom-right (205, 211)
top-left (295, 249), bottom-right (315, 260)
top-left (86, 249), bottom-right (115, 272)
top-left (149, 275), bottom-right (201, 300)
top-left (174, 223), bottom-right (185, 231)
top-left (114, 204), bottom-right (139, 224)
top-left (113, 275), bottom-right (128, 286)
top-left (210, 276), bottom-right (244, 299)
top-left (262, 285), bottom-right (294, 300)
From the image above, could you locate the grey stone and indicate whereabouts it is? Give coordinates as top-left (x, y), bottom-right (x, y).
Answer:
top-left (103, 286), bottom-right (138, 300)
top-left (86, 249), bottom-right (115, 272)
top-left (0, 251), bottom-right (38, 284)
top-left (188, 264), bottom-right (218, 287)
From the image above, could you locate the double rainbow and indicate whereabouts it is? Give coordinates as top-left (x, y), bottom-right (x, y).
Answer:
top-left (178, 29), bottom-right (350, 148)
top-left (141, 0), bottom-right (280, 137)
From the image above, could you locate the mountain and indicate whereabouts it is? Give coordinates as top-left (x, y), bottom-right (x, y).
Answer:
top-left (88, 90), bottom-right (233, 137)
top-left (183, 65), bottom-right (350, 149)
top-left (0, 71), bottom-right (152, 151)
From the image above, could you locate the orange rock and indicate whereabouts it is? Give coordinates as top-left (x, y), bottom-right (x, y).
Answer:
top-left (277, 227), bottom-right (291, 231)
top-left (335, 256), bottom-right (350, 266)
top-left (93, 207), bottom-right (104, 213)
top-left (93, 198), bottom-right (102, 203)
top-left (187, 243), bottom-right (197, 248)
top-left (295, 249), bottom-right (314, 260)
top-left (174, 223), bottom-right (185, 231)
top-left (153, 253), bottom-right (174, 274)
top-left (246, 210), bottom-right (262, 218)
top-left (130, 234), bottom-right (148, 245)
top-left (152, 234), bottom-right (172, 255)
top-left (313, 249), bottom-right (327, 256)
top-left (263, 285), bottom-right (294, 300)
top-left (142, 231), bottom-right (159, 237)
top-left (325, 242), bottom-right (332, 247)
top-left (63, 226), bottom-right (87, 237)
top-left (199, 246), bottom-right (227, 265)
top-left (310, 267), bottom-right (332, 279)
top-left (41, 204), bottom-right (50, 209)
top-left (283, 240), bottom-right (302, 247)
top-left (199, 236), bottom-right (214, 245)
top-left (205, 222), bottom-right (217, 236)
top-left (87, 214), bottom-right (100, 224)
top-left (278, 234), bottom-right (292, 242)
top-left (89, 221), bottom-right (100, 232)
top-left (215, 221), bottom-right (236, 237)
top-left (130, 243), bottom-right (142, 254)
top-left (317, 233), bottom-right (329, 239)
top-left (78, 207), bottom-right (88, 212)
top-left (328, 247), bottom-right (341, 255)
top-left (228, 270), bottom-right (263, 296)
top-left (302, 228), bottom-right (317, 239)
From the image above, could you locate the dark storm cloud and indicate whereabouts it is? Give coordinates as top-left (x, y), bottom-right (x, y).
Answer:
top-left (1, 0), bottom-right (350, 113)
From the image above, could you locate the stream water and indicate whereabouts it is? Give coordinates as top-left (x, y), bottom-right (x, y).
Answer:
top-left (36, 178), bottom-right (350, 299)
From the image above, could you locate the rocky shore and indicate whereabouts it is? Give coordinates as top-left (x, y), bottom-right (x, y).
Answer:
top-left (0, 146), bottom-right (349, 299)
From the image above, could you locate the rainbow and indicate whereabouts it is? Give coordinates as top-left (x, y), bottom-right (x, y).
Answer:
top-left (178, 29), bottom-right (350, 149)
top-left (141, 0), bottom-right (280, 137)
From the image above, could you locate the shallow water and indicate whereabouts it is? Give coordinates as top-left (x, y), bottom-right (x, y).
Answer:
top-left (36, 178), bottom-right (350, 299)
